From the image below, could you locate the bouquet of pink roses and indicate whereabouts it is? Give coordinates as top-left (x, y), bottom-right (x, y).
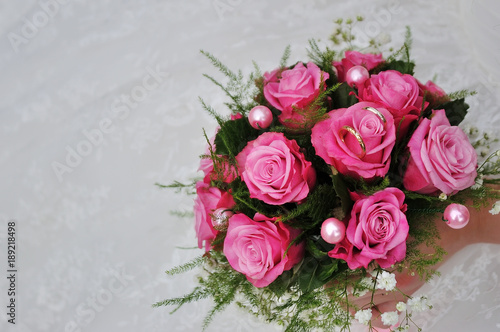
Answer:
top-left (156, 19), bottom-right (500, 331)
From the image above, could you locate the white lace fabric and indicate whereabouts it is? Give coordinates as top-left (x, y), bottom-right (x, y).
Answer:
top-left (0, 1), bottom-right (499, 331)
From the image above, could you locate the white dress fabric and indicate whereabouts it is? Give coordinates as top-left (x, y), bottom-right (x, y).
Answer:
top-left (0, 1), bottom-right (499, 331)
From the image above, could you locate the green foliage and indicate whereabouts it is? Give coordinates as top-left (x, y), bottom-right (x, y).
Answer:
top-left (213, 117), bottom-right (258, 157)
top-left (279, 183), bottom-right (338, 227)
top-left (153, 285), bottom-right (211, 313)
top-left (441, 98), bottom-right (469, 126)
top-left (229, 179), bottom-right (279, 218)
top-left (386, 26), bottom-right (412, 63)
top-left (280, 45), bottom-right (292, 69)
top-left (331, 171), bottom-right (353, 218)
top-left (200, 50), bottom-right (260, 116)
top-left (307, 39), bottom-right (337, 74)
top-left (165, 255), bottom-right (206, 276)
top-left (478, 151), bottom-right (500, 176)
top-left (169, 210), bottom-right (194, 218)
top-left (330, 16), bottom-right (364, 49)
top-left (447, 89), bottom-right (477, 100)
top-left (381, 60), bottom-right (415, 75)
top-left (403, 211), bottom-right (446, 281)
top-left (329, 82), bottom-right (357, 109)
top-left (355, 176), bottom-right (391, 197)
top-left (461, 186), bottom-right (500, 210)
top-left (277, 79), bottom-right (339, 132)
top-left (296, 243), bottom-right (339, 293)
top-left (155, 180), bottom-right (197, 195)
top-left (381, 27), bottom-right (415, 75)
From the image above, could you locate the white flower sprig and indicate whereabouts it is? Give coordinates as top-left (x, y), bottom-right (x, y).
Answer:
top-left (381, 310), bottom-right (399, 326)
top-left (407, 295), bottom-right (432, 313)
top-left (489, 201), bottom-right (500, 215)
top-left (375, 271), bottom-right (397, 291)
top-left (354, 308), bottom-right (372, 325)
top-left (471, 175), bottom-right (484, 190)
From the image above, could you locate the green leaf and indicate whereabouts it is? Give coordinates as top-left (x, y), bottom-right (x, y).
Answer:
top-left (297, 257), bottom-right (325, 292)
top-left (306, 238), bottom-right (329, 259)
top-left (331, 171), bottom-right (353, 218)
top-left (297, 255), bottom-right (338, 293)
top-left (330, 82), bottom-right (357, 109)
top-left (214, 117), bottom-right (258, 157)
top-left (317, 259), bottom-right (339, 281)
top-left (440, 98), bottom-right (469, 126)
top-left (382, 60), bottom-right (415, 75)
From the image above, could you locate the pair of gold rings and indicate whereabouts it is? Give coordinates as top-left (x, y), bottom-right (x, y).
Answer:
top-left (338, 106), bottom-right (386, 159)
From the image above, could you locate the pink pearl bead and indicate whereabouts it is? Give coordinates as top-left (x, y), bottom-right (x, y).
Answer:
top-left (211, 208), bottom-right (233, 231)
top-left (443, 204), bottom-right (470, 229)
top-left (248, 106), bottom-right (273, 129)
top-left (321, 218), bottom-right (346, 244)
top-left (345, 65), bottom-right (370, 88)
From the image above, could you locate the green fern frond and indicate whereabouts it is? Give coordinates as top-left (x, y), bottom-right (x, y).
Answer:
top-left (200, 50), bottom-right (239, 81)
top-left (199, 97), bottom-right (225, 125)
top-left (447, 89), bottom-right (477, 100)
top-left (152, 286), bottom-right (210, 312)
top-left (280, 45), bottom-right (292, 68)
top-left (202, 73), bottom-right (245, 112)
top-left (155, 180), bottom-right (197, 194)
top-left (165, 255), bottom-right (206, 276)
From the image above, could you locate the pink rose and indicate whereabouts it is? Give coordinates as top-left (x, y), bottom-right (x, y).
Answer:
top-left (328, 188), bottom-right (409, 269)
top-left (194, 181), bottom-right (235, 251)
top-left (263, 62), bottom-right (329, 129)
top-left (236, 132), bottom-right (316, 205)
top-left (230, 113), bottom-right (243, 120)
top-left (418, 80), bottom-right (450, 106)
top-left (311, 101), bottom-right (396, 180)
top-left (223, 213), bottom-right (304, 287)
top-left (333, 50), bottom-right (384, 82)
top-left (358, 70), bottom-right (426, 138)
top-left (418, 80), bottom-right (447, 98)
top-left (403, 109), bottom-right (477, 195)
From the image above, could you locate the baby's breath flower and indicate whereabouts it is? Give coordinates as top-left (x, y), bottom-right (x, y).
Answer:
top-left (396, 301), bottom-right (407, 312)
top-left (407, 295), bottom-right (431, 313)
top-left (376, 271), bottom-right (397, 291)
top-left (471, 176), bottom-right (484, 190)
top-left (354, 308), bottom-right (372, 325)
top-left (438, 192), bottom-right (447, 201)
top-left (489, 201), bottom-right (500, 215)
top-left (375, 32), bottom-right (391, 45)
top-left (354, 277), bottom-right (374, 297)
top-left (381, 310), bottom-right (399, 326)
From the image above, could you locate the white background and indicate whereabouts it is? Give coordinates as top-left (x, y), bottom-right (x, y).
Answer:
top-left (1, 0), bottom-right (499, 331)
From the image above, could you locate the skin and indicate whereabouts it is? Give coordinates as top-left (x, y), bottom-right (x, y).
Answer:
top-left (350, 186), bottom-right (500, 329)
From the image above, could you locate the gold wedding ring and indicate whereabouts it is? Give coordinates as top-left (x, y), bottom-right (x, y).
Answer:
top-left (363, 106), bottom-right (386, 123)
top-left (339, 125), bottom-right (366, 159)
